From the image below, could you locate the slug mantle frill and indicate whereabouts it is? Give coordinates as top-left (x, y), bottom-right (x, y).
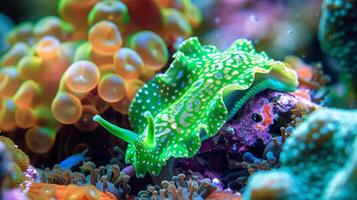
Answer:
top-left (93, 37), bottom-right (299, 177)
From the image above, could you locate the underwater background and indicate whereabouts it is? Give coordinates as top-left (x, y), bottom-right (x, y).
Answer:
top-left (0, 0), bottom-right (356, 199)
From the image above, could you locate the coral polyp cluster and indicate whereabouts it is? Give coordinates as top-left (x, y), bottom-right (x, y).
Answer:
top-left (0, 135), bottom-right (129, 199)
top-left (39, 161), bottom-right (131, 199)
top-left (137, 173), bottom-right (217, 200)
top-left (0, 136), bottom-right (31, 189)
top-left (0, 149), bottom-right (27, 199)
top-left (28, 183), bottom-right (117, 200)
top-left (0, 0), bottom-right (201, 154)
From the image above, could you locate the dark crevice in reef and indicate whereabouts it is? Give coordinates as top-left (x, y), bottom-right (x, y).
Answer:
top-left (269, 110), bottom-right (293, 137)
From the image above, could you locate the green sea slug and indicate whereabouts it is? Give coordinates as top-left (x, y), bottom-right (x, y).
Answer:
top-left (93, 37), bottom-right (298, 177)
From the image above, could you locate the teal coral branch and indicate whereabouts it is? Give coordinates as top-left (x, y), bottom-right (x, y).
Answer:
top-left (244, 108), bottom-right (357, 200)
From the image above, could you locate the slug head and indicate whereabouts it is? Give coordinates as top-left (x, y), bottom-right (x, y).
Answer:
top-left (93, 111), bottom-right (158, 177)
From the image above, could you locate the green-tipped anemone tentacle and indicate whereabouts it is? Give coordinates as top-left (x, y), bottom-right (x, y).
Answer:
top-left (93, 115), bottom-right (138, 144)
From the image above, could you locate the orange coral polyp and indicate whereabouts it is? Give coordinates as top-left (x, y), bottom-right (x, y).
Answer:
top-left (25, 127), bottom-right (56, 154)
top-left (163, 8), bottom-right (192, 39)
top-left (15, 107), bottom-right (36, 129)
top-left (88, 21), bottom-right (123, 55)
top-left (0, 99), bottom-right (17, 131)
top-left (88, 0), bottom-right (129, 27)
top-left (17, 55), bottom-right (43, 81)
top-left (64, 61), bottom-right (100, 94)
top-left (126, 79), bottom-right (144, 100)
top-left (13, 80), bottom-right (40, 108)
top-left (51, 92), bottom-right (83, 124)
top-left (58, 0), bottom-right (100, 39)
top-left (129, 31), bottom-right (169, 70)
top-left (74, 42), bottom-right (113, 68)
top-left (6, 22), bottom-right (34, 45)
top-left (36, 36), bottom-right (61, 60)
top-left (98, 73), bottom-right (126, 103)
top-left (113, 47), bottom-right (144, 80)
top-left (1, 42), bottom-right (31, 66)
top-left (33, 16), bottom-right (73, 40)
top-left (0, 67), bottom-right (22, 98)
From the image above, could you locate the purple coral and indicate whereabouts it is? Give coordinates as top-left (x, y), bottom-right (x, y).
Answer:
top-left (200, 90), bottom-right (316, 154)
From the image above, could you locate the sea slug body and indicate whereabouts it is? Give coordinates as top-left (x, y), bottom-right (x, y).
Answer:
top-left (94, 37), bottom-right (298, 177)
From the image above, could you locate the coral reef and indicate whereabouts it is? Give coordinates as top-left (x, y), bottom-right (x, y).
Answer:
top-left (0, 141), bottom-right (12, 194)
top-left (28, 183), bottom-right (118, 200)
top-left (319, 0), bottom-right (357, 106)
top-left (285, 56), bottom-right (330, 93)
top-left (244, 108), bottom-right (357, 200)
top-left (0, 0), bottom-right (200, 154)
top-left (94, 37), bottom-right (298, 177)
top-left (225, 92), bottom-right (317, 185)
top-left (3, 1), bottom-right (357, 199)
top-left (0, 136), bottom-right (131, 200)
top-left (206, 190), bottom-right (242, 200)
top-left (137, 173), bottom-right (217, 200)
top-left (319, 0), bottom-right (357, 75)
top-left (39, 161), bottom-right (131, 199)
top-left (176, 89), bottom-right (318, 191)
top-left (197, 89), bottom-right (318, 156)
top-left (0, 136), bottom-right (30, 189)
top-left (0, 137), bottom-right (29, 200)
top-left (0, 136), bottom-right (130, 199)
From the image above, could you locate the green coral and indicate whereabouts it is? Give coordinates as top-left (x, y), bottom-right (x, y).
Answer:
top-left (94, 37), bottom-right (298, 177)
top-left (244, 108), bottom-right (357, 200)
